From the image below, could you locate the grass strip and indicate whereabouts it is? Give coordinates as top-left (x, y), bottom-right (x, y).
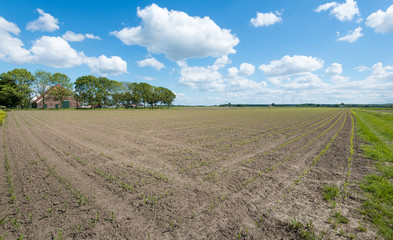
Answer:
top-left (353, 109), bottom-right (393, 239)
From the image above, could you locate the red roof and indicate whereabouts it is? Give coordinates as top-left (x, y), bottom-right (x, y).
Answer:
top-left (33, 84), bottom-right (64, 103)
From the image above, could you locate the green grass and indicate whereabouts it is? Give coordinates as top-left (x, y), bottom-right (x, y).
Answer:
top-left (352, 109), bottom-right (393, 239)
top-left (322, 185), bottom-right (339, 201)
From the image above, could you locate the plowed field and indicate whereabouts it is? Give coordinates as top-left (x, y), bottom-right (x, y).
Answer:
top-left (0, 108), bottom-right (376, 239)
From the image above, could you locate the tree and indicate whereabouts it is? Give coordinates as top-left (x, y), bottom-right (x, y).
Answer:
top-left (138, 82), bottom-right (153, 108)
top-left (35, 70), bottom-right (54, 108)
top-left (147, 86), bottom-right (160, 108)
top-left (74, 75), bottom-right (99, 108)
top-left (0, 83), bottom-right (22, 108)
top-left (123, 82), bottom-right (142, 108)
top-left (50, 73), bottom-right (73, 108)
top-left (0, 68), bottom-right (35, 108)
top-left (111, 81), bottom-right (126, 108)
top-left (159, 87), bottom-right (176, 108)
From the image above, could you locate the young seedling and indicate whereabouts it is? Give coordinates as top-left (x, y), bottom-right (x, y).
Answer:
top-left (63, 202), bottom-right (68, 212)
top-left (110, 211), bottom-right (115, 222)
top-left (58, 229), bottom-right (63, 240)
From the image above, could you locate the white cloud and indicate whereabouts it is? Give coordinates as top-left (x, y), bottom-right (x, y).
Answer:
top-left (85, 33), bottom-right (101, 40)
top-left (326, 63), bottom-right (343, 75)
top-left (315, 2), bottom-right (338, 12)
top-left (330, 75), bottom-right (350, 82)
top-left (84, 55), bottom-right (128, 76)
top-left (26, 8), bottom-right (59, 32)
top-left (354, 65), bottom-right (369, 72)
top-left (337, 26), bottom-right (363, 42)
top-left (366, 5), bottom-right (393, 34)
top-left (111, 4), bottom-right (239, 61)
top-left (0, 17), bottom-right (33, 63)
top-left (280, 73), bottom-right (328, 90)
top-left (250, 11), bottom-right (282, 27)
top-left (0, 16), bottom-right (126, 76)
top-left (315, 0), bottom-right (360, 22)
top-left (30, 36), bottom-right (83, 68)
top-left (179, 64), bottom-right (225, 92)
top-left (259, 55), bottom-right (324, 77)
top-left (137, 57), bottom-right (165, 70)
top-left (180, 58), bottom-right (265, 92)
top-left (62, 31), bottom-right (101, 42)
top-left (369, 62), bottom-right (393, 81)
top-left (62, 31), bottom-right (84, 42)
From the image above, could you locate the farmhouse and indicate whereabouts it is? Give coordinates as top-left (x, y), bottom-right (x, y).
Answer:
top-left (32, 84), bottom-right (79, 109)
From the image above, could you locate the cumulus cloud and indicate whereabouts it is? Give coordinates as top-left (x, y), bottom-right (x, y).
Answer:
top-left (326, 63), bottom-right (343, 75)
top-left (366, 5), bottom-right (393, 34)
top-left (280, 73), bottom-right (328, 90)
top-left (85, 33), bottom-right (101, 40)
top-left (179, 64), bottom-right (225, 91)
top-left (84, 55), bottom-right (128, 76)
top-left (0, 17), bottom-right (33, 63)
top-left (62, 31), bottom-right (84, 42)
top-left (62, 31), bottom-right (101, 42)
top-left (250, 11), bottom-right (282, 27)
top-left (369, 62), bottom-right (393, 81)
top-left (111, 4), bottom-right (239, 61)
top-left (337, 26), bottom-right (363, 42)
top-left (30, 36), bottom-right (83, 68)
top-left (137, 57), bottom-right (165, 70)
top-left (354, 65), bottom-right (369, 72)
top-left (26, 8), bottom-right (59, 32)
top-left (315, 0), bottom-right (360, 22)
top-left (180, 57), bottom-right (265, 92)
top-left (259, 55), bottom-right (324, 77)
top-left (0, 16), bottom-right (126, 76)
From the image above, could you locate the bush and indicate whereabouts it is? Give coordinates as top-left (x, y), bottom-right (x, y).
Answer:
top-left (0, 110), bottom-right (6, 126)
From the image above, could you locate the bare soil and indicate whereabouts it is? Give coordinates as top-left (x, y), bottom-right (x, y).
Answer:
top-left (0, 108), bottom-right (377, 239)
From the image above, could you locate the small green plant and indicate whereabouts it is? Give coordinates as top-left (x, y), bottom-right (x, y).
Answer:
top-left (323, 184), bottom-right (339, 201)
top-left (0, 216), bottom-right (8, 226)
top-left (338, 228), bottom-right (345, 237)
top-left (95, 213), bottom-right (99, 223)
top-left (358, 223), bottom-right (367, 232)
top-left (333, 210), bottom-right (349, 224)
top-left (110, 211), bottom-right (115, 222)
top-left (47, 208), bottom-right (52, 215)
top-left (29, 212), bottom-right (33, 222)
top-left (58, 229), bottom-right (63, 240)
top-left (290, 216), bottom-right (303, 230)
top-left (63, 202), bottom-right (68, 212)
top-left (26, 195), bottom-right (31, 202)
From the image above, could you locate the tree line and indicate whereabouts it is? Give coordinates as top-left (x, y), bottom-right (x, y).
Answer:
top-left (0, 68), bottom-right (176, 109)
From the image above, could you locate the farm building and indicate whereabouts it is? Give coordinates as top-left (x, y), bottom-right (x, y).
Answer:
top-left (32, 84), bottom-right (79, 109)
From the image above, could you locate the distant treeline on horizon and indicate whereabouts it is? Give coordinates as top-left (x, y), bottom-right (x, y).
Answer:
top-left (213, 103), bottom-right (393, 108)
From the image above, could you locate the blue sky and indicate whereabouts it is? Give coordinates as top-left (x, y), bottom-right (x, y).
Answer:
top-left (1, 0), bottom-right (392, 105)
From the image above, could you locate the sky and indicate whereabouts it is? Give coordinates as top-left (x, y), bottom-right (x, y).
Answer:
top-left (0, 0), bottom-right (392, 105)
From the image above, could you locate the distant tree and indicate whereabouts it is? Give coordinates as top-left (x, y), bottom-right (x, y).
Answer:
top-left (0, 83), bottom-right (22, 108)
top-left (123, 82), bottom-right (142, 108)
top-left (138, 82), bottom-right (153, 108)
top-left (111, 81), bottom-right (126, 108)
top-left (35, 70), bottom-right (53, 109)
top-left (147, 86), bottom-right (161, 108)
top-left (159, 87), bottom-right (176, 108)
top-left (0, 68), bottom-right (35, 108)
top-left (74, 75), bottom-right (99, 108)
top-left (50, 73), bottom-right (73, 108)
